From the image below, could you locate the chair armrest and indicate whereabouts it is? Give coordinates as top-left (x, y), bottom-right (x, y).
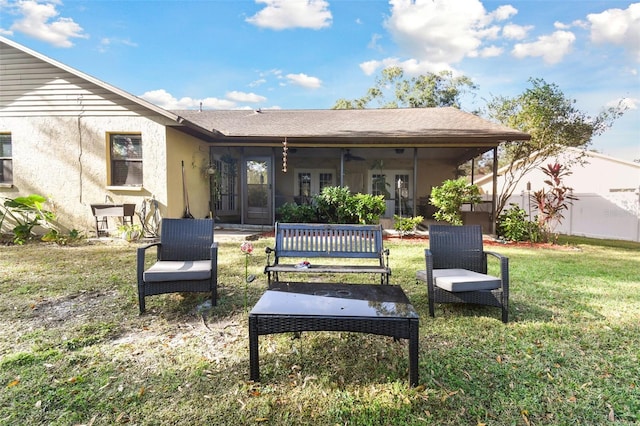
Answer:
top-left (485, 251), bottom-right (509, 289)
top-left (136, 242), bottom-right (161, 283)
top-left (424, 249), bottom-right (435, 286)
top-left (210, 242), bottom-right (219, 282)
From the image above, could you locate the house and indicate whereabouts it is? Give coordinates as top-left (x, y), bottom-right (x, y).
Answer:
top-left (0, 36), bottom-right (530, 236)
top-left (474, 147), bottom-right (640, 242)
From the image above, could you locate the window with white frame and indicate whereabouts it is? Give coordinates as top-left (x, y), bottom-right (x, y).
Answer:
top-left (109, 134), bottom-right (142, 186)
top-left (0, 133), bottom-right (12, 185)
top-left (294, 169), bottom-right (335, 200)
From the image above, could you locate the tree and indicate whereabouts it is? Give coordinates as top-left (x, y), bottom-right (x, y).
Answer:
top-left (485, 78), bottom-right (625, 216)
top-left (333, 67), bottom-right (477, 109)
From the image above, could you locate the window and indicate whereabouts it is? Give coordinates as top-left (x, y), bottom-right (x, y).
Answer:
top-left (0, 133), bottom-right (12, 185)
top-left (294, 169), bottom-right (335, 201)
top-left (211, 156), bottom-right (238, 213)
top-left (109, 134), bottom-right (142, 186)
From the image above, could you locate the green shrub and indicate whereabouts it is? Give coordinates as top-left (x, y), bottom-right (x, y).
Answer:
top-left (0, 194), bottom-right (56, 244)
top-left (497, 204), bottom-right (541, 242)
top-left (276, 202), bottom-right (317, 223)
top-left (277, 187), bottom-right (385, 224)
top-left (393, 215), bottom-right (424, 236)
top-left (430, 178), bottom-right (481, 225)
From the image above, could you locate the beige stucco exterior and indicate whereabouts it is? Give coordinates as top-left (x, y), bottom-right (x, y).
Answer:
top-left (0, 114), bottom-right (212, 234)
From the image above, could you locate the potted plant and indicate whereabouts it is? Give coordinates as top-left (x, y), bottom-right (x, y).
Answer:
top-left (118, 223), bottom-right (142, 242)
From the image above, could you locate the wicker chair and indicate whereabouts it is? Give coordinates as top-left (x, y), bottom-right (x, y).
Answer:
top-left (417, 225), bottom-right (509, 323)
top-left (136, 218), bottom-right (217, 313)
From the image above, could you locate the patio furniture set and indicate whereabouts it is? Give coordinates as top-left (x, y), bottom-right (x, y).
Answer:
top-left (136, 220), bottom-right (509, 387)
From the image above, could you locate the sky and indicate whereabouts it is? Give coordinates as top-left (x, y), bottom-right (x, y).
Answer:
top-left (1, 0), bottom-right (639, 161)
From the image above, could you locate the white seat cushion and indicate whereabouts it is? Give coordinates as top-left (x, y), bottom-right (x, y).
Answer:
top-left (144, 260), bottom-right (211, 283)
top-left (416, 268), bottom-right (500, 292)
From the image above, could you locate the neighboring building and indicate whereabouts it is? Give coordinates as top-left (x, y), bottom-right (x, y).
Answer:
top-left (475, 147), bottom-right (640, 242)
top-left (0, 36), bottom-right (530, 236)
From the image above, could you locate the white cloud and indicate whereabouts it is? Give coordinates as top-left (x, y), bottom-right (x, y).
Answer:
top-left (225, 91), bottom-right (267, 103)
top-left (97, 37), bottom-right (137, 53)
top-left (359, 57), bottom-right (452, 76)
top-left (286, 73), bottom-right (322, 89)
top-left (8, 0), bottom-right (87, 47)
top-left (249, 78), bottom-right (267, 87)
top-left (368, 33), bottom-right (383, 51)
top-left (246, 0), bottom-right (332, 30)
top-left (477, 45), bottom-right (503, 58)
top-left (554, 20), bottom-right (588, 30)
top-left (383, 0), bottom-right (518, 65)
top-left (608, 97), bottom-right (638, 110)
top-left (489, 4), bottom-right (517, 21)
top-left (502, 23), bottom-right (533, 40)
top-left (512, 30), bottom-right (576, 64)
top-left (139, 89), bottom-right (237, 110)
top-left (588, 3), bottom-right (640, 62)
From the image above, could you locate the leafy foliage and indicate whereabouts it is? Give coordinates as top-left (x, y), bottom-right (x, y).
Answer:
top-left (485, 78), bottom-right (625, 216)
top-left (0, 194), bottom-right (56, 244)
top-left (332, 67), bottom-right (477, 109)
top-left (393, 215), bottom-right (424, 237)
top-left (276, 186), bottom-right (385, 224)
top-left (430, 178), bottom-right (481, 225)
top-left (496, 204), bottom-right (541, 242)
top-left (531, 163), bottom-right (577, 243)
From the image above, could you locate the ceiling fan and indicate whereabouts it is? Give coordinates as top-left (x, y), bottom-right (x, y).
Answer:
top-left (343, 149), bottom-right (365, 162)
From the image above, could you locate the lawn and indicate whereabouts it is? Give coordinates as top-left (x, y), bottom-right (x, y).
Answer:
top-left (1, 235), bottom-right (639, 425)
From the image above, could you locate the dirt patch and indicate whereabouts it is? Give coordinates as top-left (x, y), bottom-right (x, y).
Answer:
top-left (30, 290), bottom-right (122, 325)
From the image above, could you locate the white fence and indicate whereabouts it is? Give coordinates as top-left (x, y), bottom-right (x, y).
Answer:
top-left (502, 191), bottom-right (640, 242)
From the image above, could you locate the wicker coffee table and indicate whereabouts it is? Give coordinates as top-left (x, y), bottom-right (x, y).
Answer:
top-left (248, 282), bottom-right (419, 386)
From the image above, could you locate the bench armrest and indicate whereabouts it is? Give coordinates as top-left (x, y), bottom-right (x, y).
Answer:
top-left (265, 246), bottom-right (276, 268)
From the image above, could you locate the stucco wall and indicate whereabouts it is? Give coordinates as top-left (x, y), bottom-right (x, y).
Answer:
top-left (165, 127), bottom-right (212, 219)
top-left (0, 114), bottom-right (180, 235)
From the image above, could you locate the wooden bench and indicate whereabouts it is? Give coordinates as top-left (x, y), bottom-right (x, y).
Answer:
top-left (264, 222), bottom-right (391, 286)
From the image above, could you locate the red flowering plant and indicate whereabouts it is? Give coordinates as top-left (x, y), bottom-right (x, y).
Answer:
top-left (240, 241), bottom-right (256, 311)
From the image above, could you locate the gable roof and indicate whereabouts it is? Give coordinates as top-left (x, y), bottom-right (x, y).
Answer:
top-left (174, 108), bottom-right (531, 146)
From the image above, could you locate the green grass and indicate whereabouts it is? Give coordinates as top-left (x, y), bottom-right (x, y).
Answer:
top-left (1, 236), bottom-right (639, 425)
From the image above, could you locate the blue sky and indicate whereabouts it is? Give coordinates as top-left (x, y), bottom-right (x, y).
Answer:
top-left (1, 0), bottom-right (639, 161)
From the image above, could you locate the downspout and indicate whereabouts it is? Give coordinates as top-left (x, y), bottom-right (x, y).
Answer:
top-left (491, 147), bottom-right (498, 235)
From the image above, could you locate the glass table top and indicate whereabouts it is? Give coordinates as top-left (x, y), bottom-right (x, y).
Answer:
top-left (250, 282), bottom-right (419, 319)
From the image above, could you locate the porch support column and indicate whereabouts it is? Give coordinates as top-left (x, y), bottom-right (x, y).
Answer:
top-left (491, 147), bottom-right (498, 235)
top-left (413, 148), bottom-right (418, 217)
top-left (340, 148), bottom-right (345, 187)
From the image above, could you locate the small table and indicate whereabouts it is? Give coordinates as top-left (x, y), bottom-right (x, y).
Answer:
top-left (248, 282), bottom-right (419, 386)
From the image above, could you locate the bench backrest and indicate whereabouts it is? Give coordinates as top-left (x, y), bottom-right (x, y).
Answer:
top-left (274, 223), bottom-right (385, 260)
